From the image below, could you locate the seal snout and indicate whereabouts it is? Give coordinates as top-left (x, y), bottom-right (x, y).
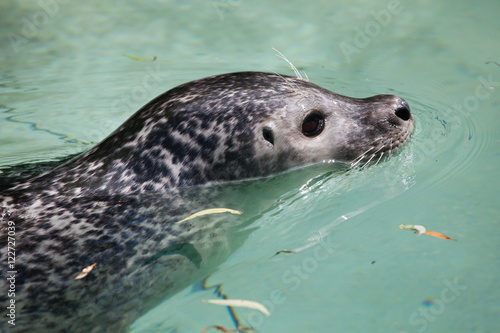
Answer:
top-left (386, 96), bottom-right (413, 128)
top-left (394, 98), bottom-right (412, 122)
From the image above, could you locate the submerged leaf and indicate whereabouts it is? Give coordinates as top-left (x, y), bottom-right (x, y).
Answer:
top-left (176, 208), bottom-right (242, 224)
top-left (201, 325), bottom-right (254, 333)
top-left (203, 299), bottom-right (270, 316)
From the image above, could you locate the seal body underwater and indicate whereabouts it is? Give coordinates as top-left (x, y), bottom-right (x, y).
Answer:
top-left (0, 72), bottom-right (413, 332)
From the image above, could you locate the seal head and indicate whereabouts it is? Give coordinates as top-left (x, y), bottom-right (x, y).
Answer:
top-left (28, 72), bottom-right (413, 195)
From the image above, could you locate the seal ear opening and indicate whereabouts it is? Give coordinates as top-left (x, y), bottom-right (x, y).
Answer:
top-left (262, 127), bottom-right (274, 146)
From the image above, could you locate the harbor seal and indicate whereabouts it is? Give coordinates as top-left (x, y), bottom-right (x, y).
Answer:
top-left (0, 72), bottom-right (413, 332)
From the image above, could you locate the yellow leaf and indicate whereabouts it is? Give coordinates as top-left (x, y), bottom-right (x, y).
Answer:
top-left (203, 299), bottom-right (270, 316)
top-left (176, 208), bottom-right (242, 224)
top-left (124, 54), bottom-right (157, 62)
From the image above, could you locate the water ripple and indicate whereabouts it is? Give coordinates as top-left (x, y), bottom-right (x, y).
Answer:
top-left (404, 90), bottom-right (492, 192)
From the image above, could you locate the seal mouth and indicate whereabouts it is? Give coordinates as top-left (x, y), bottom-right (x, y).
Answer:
top-left (349, 125), bottom-right (413, 168)
top-left (350, 96), bottom-right (414, 169)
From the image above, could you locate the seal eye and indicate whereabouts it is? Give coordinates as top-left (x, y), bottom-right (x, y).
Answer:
top-left (262, 127), bottom-right (274, 145)
top-left (302, 112), bottom-right (325, 137)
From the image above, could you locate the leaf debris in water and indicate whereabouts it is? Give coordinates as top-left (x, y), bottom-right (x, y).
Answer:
top-left (124, 54), bottom-right (157, 61)
top-left (399, 224), bottom-right (455, 241)
top-left (423, 230), bottom-right (456, 241)
top-left (485, 61), bottom-right (500, 67)
top-left (271, 250), bottom-right (295, 257)
top-left (201, 325), bottom-right (254, 333)
top-left (75, 263), bottom-right (97, 280)
top-left (176, 208), bottom-right (242, 224)
top-left (203, 299), bottom-right (270, 316)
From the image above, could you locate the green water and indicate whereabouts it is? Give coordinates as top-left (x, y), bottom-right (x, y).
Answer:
top-left (1, 0), bottom-right (499, 332)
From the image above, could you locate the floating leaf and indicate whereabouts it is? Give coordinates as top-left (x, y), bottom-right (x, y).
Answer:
top-left (399, 224), bottom-right (455, 241)
top-left (176, 208), bottom-right (242, 224)
top-left (203, 299), bottom-right (270, 316)
top-left (271, 250), bottom-right (295, 257)
top-left (201, 325), bottom-right (254, 333)
top-left (399, 224), bottom-right (426, 235)
top-left (75, 263), bottom-right (97, 280)
top-left (424, 230), bottom-right (456, 241)
top-left (124, 54), bottom-right (157, 61)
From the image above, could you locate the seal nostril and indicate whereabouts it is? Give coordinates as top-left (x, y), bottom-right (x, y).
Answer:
top-left (394, 105), bottom-right (411, 121)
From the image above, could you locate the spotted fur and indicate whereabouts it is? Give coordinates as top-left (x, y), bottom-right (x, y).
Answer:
top-left (0, 72), bottom-right (413, 332)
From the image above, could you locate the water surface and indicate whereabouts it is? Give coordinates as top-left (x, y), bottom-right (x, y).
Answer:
top-left (1, 1), bottom-right (499, 332)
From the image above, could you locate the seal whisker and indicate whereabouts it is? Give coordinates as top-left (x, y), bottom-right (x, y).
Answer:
top-left (373, 144), bottom-right (386, 155)
top-left (352, 142), bottom-right (390, 168)
top-left (302, 70), bottom-right (309, 81)
top-left (272, 47), bottom-right (308, 81)
top-left (278, 72), bottom-right (300, 90)
top-left (365, 144), bottom-right (387, 167)
top-left (263, 68), bottom-right (302, 92)
top-left (361, 153), bottom-right (376, 169)
top-left (350, 157), bottom-right (364, 168)
top-left (350, 147), bottom-right (375, 168)
top-left (350, 153), bottom-right (366, 168)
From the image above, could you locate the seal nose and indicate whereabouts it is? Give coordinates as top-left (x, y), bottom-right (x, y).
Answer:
top-left (394, 98), bottom-right (411, 121)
